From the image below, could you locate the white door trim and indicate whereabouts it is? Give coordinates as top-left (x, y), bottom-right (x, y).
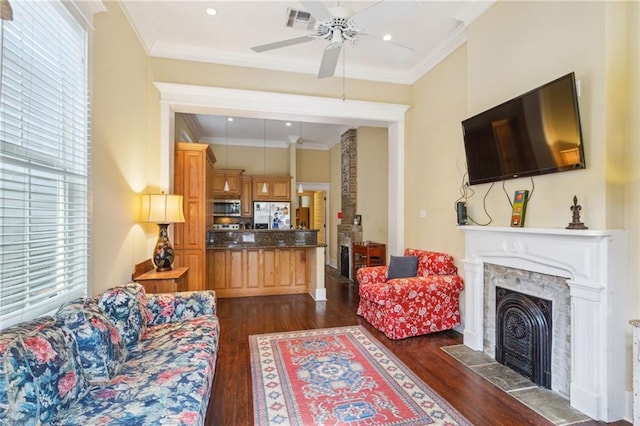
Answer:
top-left (154, 83), bottom-right (408, 255)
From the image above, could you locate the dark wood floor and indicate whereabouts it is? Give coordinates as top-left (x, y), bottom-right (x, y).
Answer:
top-left (205, 267), bottom-right (626, 425)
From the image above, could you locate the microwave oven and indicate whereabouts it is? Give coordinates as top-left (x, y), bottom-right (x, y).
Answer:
top-left (213, 200), bottom-right (241, 216)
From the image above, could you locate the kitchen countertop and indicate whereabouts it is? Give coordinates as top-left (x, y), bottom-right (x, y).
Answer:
top-left (207, 229), bottom-right (321, 249)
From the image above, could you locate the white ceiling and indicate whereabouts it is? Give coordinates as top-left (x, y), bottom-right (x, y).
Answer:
top-left (182, 113), bottom-right (352, 150)
top-left (120, 0), bottom-right (493, 148)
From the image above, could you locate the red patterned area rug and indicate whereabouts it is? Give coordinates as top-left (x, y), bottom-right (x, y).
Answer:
top-left (250, 325), bottom-right (471, 425)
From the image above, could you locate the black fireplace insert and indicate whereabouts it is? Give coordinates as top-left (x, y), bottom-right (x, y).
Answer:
top-left (495, 287), bottom-right (552, 389)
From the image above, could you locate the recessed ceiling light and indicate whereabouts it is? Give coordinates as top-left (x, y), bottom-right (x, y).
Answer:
top-left (383, 34), bottom-right (392, 41)
top-left (285, 122), bottom-right (292, 127)
top-left (206, 8), bottom-right (217, 16)
top-left (227, 117), bottom-right (233, 122)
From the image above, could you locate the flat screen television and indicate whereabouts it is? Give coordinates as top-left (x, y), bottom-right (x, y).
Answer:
top-left (461, 72), bottom-right (586, 185)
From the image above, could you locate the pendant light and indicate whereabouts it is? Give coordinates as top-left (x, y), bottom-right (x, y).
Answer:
top-left (261, 119), bottom-right (268, 194)
top-left (223, 116), bottom-right (230, 192)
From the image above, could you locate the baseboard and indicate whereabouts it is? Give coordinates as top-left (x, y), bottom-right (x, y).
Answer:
top-left (625, 389), bottom-right (633, 423)
top-left (311, 288), bottom-right (327, 301)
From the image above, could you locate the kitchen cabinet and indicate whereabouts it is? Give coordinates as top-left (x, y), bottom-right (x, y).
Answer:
top-left (213, 169), bottom-right (242, 197)
top-left (252, 176), bottom-right (291, 201)
top-left (208, 247), bottom-right (309, 298)
top-left (241, 176), bottom-right (253, 217)
top-left (174, 142), bottom-right (216, 291)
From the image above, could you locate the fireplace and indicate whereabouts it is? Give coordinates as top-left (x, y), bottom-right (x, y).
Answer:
top-left (495, 286), bottom-right (552, 389)
top-left (460, 226), bottom-right (628, 422)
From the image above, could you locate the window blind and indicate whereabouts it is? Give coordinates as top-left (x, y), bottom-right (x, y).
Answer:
top-left (0, 0), bottom-right (89, 328)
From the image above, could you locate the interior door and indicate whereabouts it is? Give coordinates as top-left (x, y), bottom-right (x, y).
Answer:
top-left (313, 191), bottom-right (326, 245)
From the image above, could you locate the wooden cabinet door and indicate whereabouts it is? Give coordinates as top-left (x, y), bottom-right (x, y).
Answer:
top-left (241, 177), bottom-right (253, 217)
top-left (252, 177), bottom-right (271, 201)
top-left (174, 147), bottom-right (204, 250)
top-left (271, 177), bottom-right (291, 201)
top-left (174, 250), bottom-right (204, 291)
top-left (252, 176), bottom-right (291, 201)
top-left (213, 170), bottom-right (241, 197)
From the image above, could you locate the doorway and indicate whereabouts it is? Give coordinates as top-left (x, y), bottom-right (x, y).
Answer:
top-left (296, 183), bottom-right (329, 263)
top-left (155, 83), bottom-right (408, 257)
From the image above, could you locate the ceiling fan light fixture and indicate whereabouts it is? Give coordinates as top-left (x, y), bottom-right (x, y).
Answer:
top-left (251, 0), bottom-right (416, 79)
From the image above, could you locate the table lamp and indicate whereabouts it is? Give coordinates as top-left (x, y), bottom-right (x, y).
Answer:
top-left (140, 193), bottom-right (185, 271)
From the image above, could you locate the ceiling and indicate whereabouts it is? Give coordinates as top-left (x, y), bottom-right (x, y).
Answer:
top-left (120, 0), bottom-right (493, 148)
top-left (181, 114), bottom-right (352, 150)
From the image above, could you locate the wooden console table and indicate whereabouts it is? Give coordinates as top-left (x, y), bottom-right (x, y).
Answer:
top-left (134, 265), bottom-right (189, 293)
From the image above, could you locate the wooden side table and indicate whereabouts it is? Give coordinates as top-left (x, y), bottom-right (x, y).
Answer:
top-left (134, 266), bottom-right (189, 293)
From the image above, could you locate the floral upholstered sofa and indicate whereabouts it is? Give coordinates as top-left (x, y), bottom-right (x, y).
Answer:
top-left (357, 249), bottom-right (464, 340)
top-left (0, 283), bottom-right (219, 425)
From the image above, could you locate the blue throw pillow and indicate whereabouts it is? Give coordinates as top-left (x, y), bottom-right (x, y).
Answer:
top-left (387, 255), bottom-right (418, 279)
top-left (56, 297), bottom-right (127, 384)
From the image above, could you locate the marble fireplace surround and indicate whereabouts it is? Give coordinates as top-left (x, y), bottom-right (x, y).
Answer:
top-left (460, 226), bottom-right (628, 422)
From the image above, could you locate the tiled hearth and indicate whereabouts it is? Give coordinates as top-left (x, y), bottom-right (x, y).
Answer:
top-left (442, 344), bottom-right (590, 425)
top-left (459, 226), bottom-right (628, 422)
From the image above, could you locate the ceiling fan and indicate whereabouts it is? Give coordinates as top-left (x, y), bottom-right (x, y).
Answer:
top-left (251, 1), bottom-right (418, 79)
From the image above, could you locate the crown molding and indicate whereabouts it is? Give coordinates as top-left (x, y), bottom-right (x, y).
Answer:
top-left (149, 41), bottom-right (417, 85)
top-left (181, 113), bottom-right (203, 141)
top-left (65, 0), bottom-right (106, 30)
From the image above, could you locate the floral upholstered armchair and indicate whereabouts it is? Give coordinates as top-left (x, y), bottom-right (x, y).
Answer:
top-left (356, 249), bottom-right (464, 340)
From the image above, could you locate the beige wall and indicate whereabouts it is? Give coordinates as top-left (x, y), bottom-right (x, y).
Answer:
top-left (208, 144), bottom-right (290, 176)
top-left (404, 45), bottom-right (467, 259)
top-left (91, 1), bottom-right (154, 295)
top-left (627, 0), bottom-right (640, 327)
top-left (297, 148), bottom-right (331, 182)
top-left (357, 127), bottom-right (388, 245)
top-left (150, 58), bottom-right (411, 106)
top-left (465, 1), bottom-right (609, 229)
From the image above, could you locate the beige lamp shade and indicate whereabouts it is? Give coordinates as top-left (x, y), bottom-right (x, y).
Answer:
top-left (140, 194), bottom-right (185, 224)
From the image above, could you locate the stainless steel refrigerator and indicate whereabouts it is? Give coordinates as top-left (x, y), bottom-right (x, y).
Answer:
top-left (253, 202), bottom-right (291, 229)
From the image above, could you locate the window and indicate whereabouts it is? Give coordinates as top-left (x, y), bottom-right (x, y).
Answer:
top-left (0, 0), bottom-right (89, 328)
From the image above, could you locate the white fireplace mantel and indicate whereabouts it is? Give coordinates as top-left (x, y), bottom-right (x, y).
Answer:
top-left (460, 226), bottom-right (628, 422)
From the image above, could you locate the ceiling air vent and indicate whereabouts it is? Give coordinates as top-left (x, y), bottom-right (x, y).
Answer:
top-left (285, 8), bottom-right (316, 30)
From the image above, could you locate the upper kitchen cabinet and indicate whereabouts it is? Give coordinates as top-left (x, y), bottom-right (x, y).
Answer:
top-left (213, 169), bottom-right (243, 197)
top-left (252, 176), bottom-right (291, 202)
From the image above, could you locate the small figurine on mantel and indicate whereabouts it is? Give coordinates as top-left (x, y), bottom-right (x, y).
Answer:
top-left (566, 195), bottom-right (588, 229)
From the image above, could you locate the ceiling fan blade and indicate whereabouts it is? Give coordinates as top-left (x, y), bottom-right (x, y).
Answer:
top-left (298, 0), bottom-right (333, 21)
top-left (355, 34), bottom-right (414, 63)
top-left (317, 44), bottom-right (342, 79)
top-left (351, 1), bottom-right (420, 30)
top-left (251, 35), bottom-right (314, 53)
